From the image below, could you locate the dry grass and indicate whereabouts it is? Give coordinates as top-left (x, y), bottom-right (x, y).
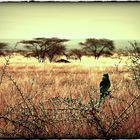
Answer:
top-left (0, 55), bottom-right (140, 138)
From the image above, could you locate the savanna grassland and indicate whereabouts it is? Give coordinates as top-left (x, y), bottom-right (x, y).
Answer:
top-left (0, 55), bottom-right (140, 138)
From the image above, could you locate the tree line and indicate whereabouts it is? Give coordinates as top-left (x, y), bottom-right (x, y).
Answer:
top-left (0, 37), bottom-right (115, 63)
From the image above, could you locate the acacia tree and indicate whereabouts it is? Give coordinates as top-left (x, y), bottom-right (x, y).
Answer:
top-left (80, 38), bottom-right (115, 59)
top-left (20, 50), bottom-right (38, 58)
top-left (46, 43), bottom-right (67, 62)
top-left (0, 42), bottom-right (8, 56)
top-left (0, 42), bottom-right (7, 49)
top-left (69, 49), bottom-right (83, 61)
top-left (16, 37), bottom-right (69, 63)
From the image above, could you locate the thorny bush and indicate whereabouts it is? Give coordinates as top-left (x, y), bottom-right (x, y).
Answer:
top-left (0, 43), bottom-right (140, 138)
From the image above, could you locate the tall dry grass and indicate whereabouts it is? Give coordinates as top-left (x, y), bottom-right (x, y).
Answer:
top-left (0, 55), bottom-right (140, 138)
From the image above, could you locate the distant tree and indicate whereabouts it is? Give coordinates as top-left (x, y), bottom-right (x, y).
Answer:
top-left (69, 49), bottom-right (83, 61)
top-left (46, 43), bottom-right (67, 62)
top-left (22, 51), bottom-right (37, 58)
top-left (0, 42), bottom-right (8, 57)
top-left (16, 37), bottom-right (69, 63)
top-left (0, 42), bottom-right (7, 49)
top-left (102, 51), bottom-right (113, 57)
top-left (11, 50), bottom-right (26, 56)
top-left (80, 38), bottom-right (115, 59)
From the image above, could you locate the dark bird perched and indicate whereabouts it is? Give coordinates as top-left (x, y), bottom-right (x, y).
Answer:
top-left (97, 73), bottom-right (111, 107)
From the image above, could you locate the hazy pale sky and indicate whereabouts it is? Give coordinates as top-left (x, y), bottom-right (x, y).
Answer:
top-left (0, 3), bottom-right (140, 40)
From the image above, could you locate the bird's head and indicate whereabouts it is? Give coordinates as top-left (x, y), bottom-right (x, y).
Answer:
top-left (103, 73), bottom-right (109, 78)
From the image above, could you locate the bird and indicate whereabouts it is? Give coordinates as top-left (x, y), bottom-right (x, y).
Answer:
top-left (97, 73), bottom-right (111, 107)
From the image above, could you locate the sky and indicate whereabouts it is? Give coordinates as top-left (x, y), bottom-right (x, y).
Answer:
top-left (0, 3), bottom-right (140, 40)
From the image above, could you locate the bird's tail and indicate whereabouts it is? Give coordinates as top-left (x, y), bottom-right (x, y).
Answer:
top-left (95, 93), bottom-right (106, 108)
top-left (96, 91), bottom-right (111, 108)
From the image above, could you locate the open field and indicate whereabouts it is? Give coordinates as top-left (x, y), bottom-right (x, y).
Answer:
top-left (0, 55), bottom-right (140, 138)
top-left (0, 54), bottom-right (131, 70)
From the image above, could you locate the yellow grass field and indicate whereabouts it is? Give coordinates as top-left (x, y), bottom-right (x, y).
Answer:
top-left (0, 55), bottom-right (139, 138)
top-left (0, 54), bottom-right (131, 70)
